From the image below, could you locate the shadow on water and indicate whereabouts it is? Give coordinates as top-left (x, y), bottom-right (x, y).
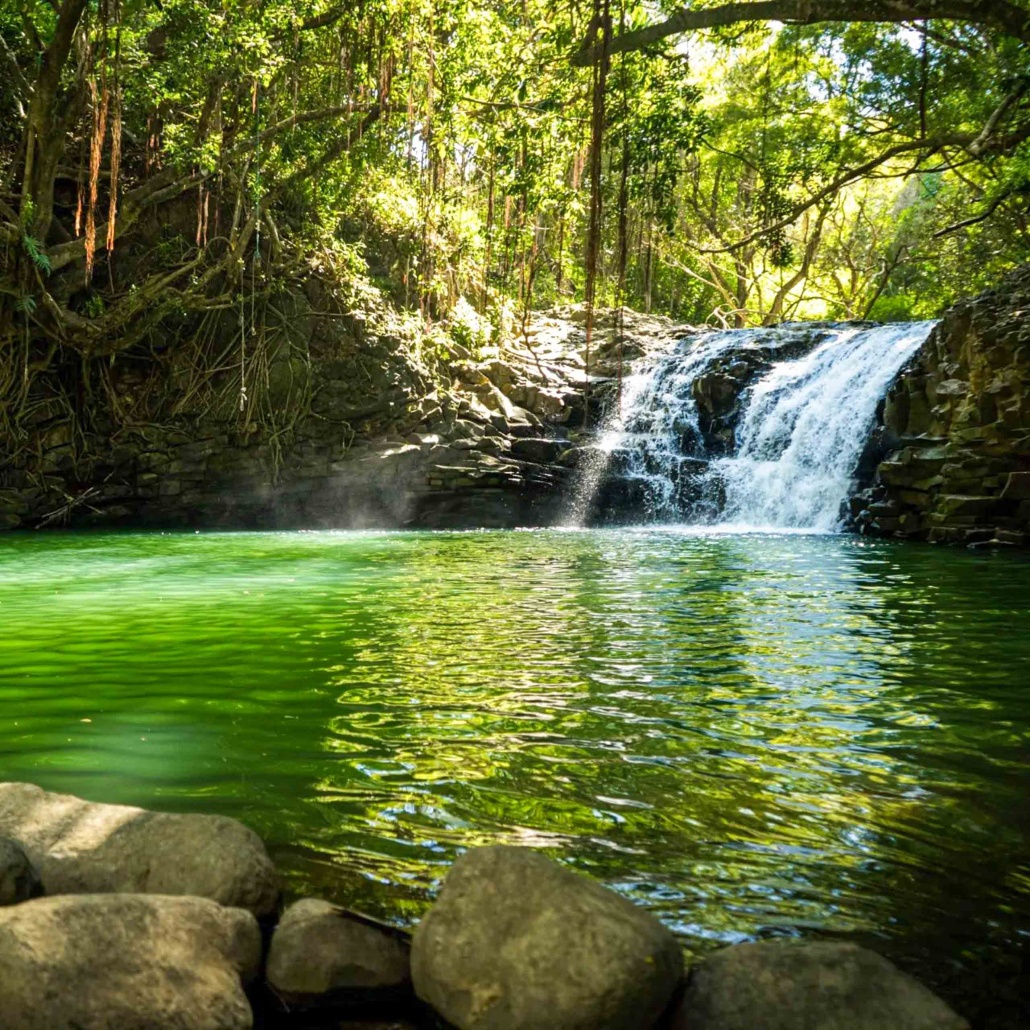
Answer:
top-left (0, 529), bottom-right (1027, 1025)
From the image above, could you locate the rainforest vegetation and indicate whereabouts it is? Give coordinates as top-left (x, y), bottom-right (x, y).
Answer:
top-left (1, 0), bottom-right (1029, 458)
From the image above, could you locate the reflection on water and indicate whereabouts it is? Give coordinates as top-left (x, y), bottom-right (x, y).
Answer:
top-left (0, 529), bottom-right (1028, 1023)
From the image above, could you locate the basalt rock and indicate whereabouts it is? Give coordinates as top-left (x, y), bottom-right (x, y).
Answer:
top-left (266, 898), bottom-right (413, 1010)
top-left (0, 893), bottom-right (261, 1030)
top-left (0, 782), bottom-right (279, 916)
top-left (671, 940), bottom-right (968, 1030)
top-left (410, 845), bottom-right (683, 1030)
top-left (853, 264), bottom-right (1030, 546)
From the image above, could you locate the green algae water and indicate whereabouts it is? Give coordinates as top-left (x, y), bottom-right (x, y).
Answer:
top-left (1, 529), bottom-right (1028, 1022)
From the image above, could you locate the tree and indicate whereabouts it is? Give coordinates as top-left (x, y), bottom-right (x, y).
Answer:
top-left (568, 1), bottom-right (1030, 322)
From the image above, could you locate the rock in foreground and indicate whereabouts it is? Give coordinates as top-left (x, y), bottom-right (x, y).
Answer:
top-left (0, 782), bottom-right (279, 916)
top-left (267, 898), bottom-right (412, 1009)
top-left (0, 836), bottom-right (43, 905)
top-left (411, 845), bottom-right (683, 1030)
top-left (0, 893), bottom-right (261, 1029)
top-left (674, 940), bottom-right (968, 1030)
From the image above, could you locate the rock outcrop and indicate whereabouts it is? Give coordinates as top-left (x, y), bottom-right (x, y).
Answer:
top-left (0, 307), bottom-right (683, 532)
top-left (410, 845), bottom-right (683, 1030)
top-left (0, 893), bottom-right (261, 1029)
top-left (853, 265), bottom-right (1030, 546)
top-left (266, 898), bottom-right (412, 1010)
top-left (672, 940), bottom-right (968, 1030)
top-left (0, 782), bottom-right (279, 916)
top-left (1, 264), bottom-right (1028, 540)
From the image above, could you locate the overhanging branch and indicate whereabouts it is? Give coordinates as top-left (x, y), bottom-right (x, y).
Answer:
top-left (571, 1), bottom-right (1030, 66)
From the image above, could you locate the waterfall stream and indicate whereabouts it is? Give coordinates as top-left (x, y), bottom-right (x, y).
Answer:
top-left (574, 321), bottom-right (938, 530)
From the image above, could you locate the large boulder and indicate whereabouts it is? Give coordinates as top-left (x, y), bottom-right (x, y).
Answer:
top-left (0, 783), bottom-right (279, 916)
top-left (0, 893), bottom-right (261, 1029)
top-left (0, 837), bottom-right (43, 905)
top-left (673, 940), bottom-right (968, 1030)
top-left (267, 898), bottom-right (412, 1009)
top-left (411, 846), bottom-right (683, 1030)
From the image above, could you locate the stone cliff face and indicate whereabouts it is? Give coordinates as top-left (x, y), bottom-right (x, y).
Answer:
top-left (0, 308), bottom-right (657, 531)
top-left (3, 270), bottom-right (1028, 541)
top-left (852, 265), bottom-right (1030, 547)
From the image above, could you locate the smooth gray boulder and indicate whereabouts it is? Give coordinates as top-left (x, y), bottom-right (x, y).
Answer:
top-left (0, 782), bottom-right (279, 916)
top-left (0, 837), bottom-right (43, 905)
top-left (673, 940), bottom-right (969, 1030)
top-left (411, 846), bottom-right (683, 1030)
top-left (0, 893), bottom-right (261, 1029)
top-left (267, 898), bottom-right (412, 1008)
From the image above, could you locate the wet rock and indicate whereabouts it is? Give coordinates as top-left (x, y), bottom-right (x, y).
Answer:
top-left (0, 837), bottom-right (43, 905)
top-left (858, 264), bottom-right (1030, 545)
top-left (1001, 471), bottom-right (1030, 500)
top-left (267, 898), bottom-right (412, 1009)
top-left (692, 372), bottom-right (740, 419)
top-left (510, 438), bottom-right (569, 465)
top-left (508, 419), bottom-right (542, 438)
top-left (0, 893), bottom-right (261, 1029)
top-left (411, 845), bottom-right (683, 1030)
top-left (672, 940), bottom-right (968, 1030)
top-left (936, 495), bottom-right (998, 518)
top-left (0, 782), bottom-right (279, 916)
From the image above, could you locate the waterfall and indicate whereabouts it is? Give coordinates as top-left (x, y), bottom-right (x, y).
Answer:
top-left (572, 321), bottom-right (937, 531)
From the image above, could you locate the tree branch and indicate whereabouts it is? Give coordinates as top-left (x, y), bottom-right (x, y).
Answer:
top-left (298, 6), bottom-right (348, 31)
top-left (932, 189), bottom-right (1019, 236)
top-left (693, 121), bottom-right (1030, 254)
top-left (33, 0), bottom-right (89, 113)
top-left (0, 32), bottom-right (31, 96)
top-left (571, 1), bottom-right (1030, 65)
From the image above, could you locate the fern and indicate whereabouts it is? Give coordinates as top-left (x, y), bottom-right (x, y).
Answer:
top-left (22, 234), bottom-right (52, 276)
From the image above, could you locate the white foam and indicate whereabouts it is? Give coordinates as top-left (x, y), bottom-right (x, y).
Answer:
top-left (567, 321), bottom-right (936, 530)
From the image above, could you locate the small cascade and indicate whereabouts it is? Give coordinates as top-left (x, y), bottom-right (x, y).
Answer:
top-left (572, 320), bottom-right (937, 531)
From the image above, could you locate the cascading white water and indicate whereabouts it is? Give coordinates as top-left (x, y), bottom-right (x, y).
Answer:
top-left (572, 320), bottom-right (937, 531)
top-left (569, 330), bottom-right (746, 520)
top-left (715, 322), bottom-right (937, 529)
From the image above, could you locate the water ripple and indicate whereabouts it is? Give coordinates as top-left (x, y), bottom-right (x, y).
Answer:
top-left (0, 529), bottom-right (1028, 1022)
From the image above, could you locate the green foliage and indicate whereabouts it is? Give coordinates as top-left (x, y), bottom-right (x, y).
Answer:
top-left (653, 19), bottom-right (1030, 324)
top-left (1, 0), bottom-right (1028, 357)
top-left (448, 296), bottom-right (491, 357)
top-left (21, 234), bottom-right (50, 276)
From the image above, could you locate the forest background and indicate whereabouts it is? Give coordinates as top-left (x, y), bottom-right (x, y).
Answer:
top-left (1, 0), bottom-right (1029, 454)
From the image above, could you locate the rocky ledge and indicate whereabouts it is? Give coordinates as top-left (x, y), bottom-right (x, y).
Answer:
top-left (0, 309), bottom-right (670, 533)
top-left (852, 264), bottom-right (1030, 547)
top-left (2, 270), bottom-right (1028, 543)
top-left (0, 782), bottom-right (969, 1030)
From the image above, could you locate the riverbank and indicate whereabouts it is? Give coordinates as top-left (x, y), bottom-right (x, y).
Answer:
top-left (0, 782), bottom-right (969, 1029)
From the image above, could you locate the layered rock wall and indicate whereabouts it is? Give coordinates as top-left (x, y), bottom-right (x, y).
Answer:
top-left (853, 266), bottom-right (1030, 546)
top-left (0, 312), bottom-right (631, 531)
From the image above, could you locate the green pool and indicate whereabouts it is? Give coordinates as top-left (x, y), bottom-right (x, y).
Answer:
top-left (1, 529), bottom-right (1027, 1022)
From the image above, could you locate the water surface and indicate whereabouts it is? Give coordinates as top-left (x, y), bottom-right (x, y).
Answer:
top-left (0, 529), bottom-right (1027, 1023)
